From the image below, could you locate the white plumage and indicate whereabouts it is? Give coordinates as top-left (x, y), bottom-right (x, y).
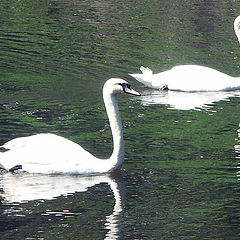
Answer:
top-left (129, 16), bottom-right (240, 92)
top-left (0, 78), bottom-right (140, 174)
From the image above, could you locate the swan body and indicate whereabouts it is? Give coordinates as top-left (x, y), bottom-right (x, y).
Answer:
top-left (0, 78), bottom-right (140, 174)
top-left (129, 16), bottom-right (240, 92)
top-left (130, 65), bottom-right (240, 91)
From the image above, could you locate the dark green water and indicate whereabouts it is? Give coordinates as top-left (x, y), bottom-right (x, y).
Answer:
top-left (1, 0), bottom-right (240, 239)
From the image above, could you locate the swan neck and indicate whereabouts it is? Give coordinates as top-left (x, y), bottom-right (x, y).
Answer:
top-left (103, 92), bottom-right (124, 171)
top-left (234, 19), bottom-right (240, 45)
top-left (105, 176), bottom-right (125, 239)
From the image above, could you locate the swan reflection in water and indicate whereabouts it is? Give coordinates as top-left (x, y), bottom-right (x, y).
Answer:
top-left (0, 172), bottom-right (125, 239)
top-left (235, 125), bottom-right (240, 179)
top-left (139, 89), bottom-right (240, 110)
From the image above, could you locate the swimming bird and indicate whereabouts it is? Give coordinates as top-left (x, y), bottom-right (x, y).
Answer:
top-left (129, 16), bottom-right (240, 92)
top-left (0, 78), bottom-right (140, 174)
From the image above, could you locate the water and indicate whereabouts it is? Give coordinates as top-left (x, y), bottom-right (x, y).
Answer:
top-left (1, 0), bottom-right (240, 239)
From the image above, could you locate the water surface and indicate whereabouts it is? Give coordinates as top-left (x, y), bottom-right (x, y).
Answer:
top-left (1, 0), bottom-right (240, 239)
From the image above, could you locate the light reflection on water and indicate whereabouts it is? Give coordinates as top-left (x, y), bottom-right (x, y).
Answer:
top-left (0, 172), bottom-right (125, 240)
top-left (139, 89), bottom-right (240, 110)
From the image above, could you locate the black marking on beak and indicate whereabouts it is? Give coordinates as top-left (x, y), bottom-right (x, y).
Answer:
top-left (119, 83), bottom-right (141, 96)
top-left (119, 83), bottom-right (131, 92)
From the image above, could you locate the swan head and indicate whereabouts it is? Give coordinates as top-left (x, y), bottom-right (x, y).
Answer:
top-left (103, 78), bottom-right (141, 96)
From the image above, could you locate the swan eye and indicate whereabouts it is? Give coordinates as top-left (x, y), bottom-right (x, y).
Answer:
top-left (119, 83), bottom-right (131, 92)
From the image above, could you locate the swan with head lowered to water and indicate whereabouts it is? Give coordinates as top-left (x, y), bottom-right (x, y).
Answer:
top-left (0, 78), bottom-right (140, 174)
top-left (129, 16), bottom-right (240, 92)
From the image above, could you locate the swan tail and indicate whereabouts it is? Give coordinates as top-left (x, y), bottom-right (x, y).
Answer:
top-left (129, 66), bottom-right (154, 88)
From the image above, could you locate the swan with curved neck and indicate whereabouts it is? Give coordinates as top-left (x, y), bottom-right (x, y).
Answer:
top-left (129, 16), bottom-right (240, 92)
top-left (0, 78), bottom-right (140, 174)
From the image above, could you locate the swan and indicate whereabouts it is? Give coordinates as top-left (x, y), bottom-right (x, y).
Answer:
top-left (129, 16), bottom-right (240, 92)
top-left (0, 78), bottom-right (140, 174)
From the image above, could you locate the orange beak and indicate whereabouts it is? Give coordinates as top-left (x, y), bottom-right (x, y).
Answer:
top-left (124, 86), bottom-right (141, 96)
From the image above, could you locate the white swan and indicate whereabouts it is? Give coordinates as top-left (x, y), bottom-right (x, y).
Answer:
top-left (0, 78), bottom-right (140, 174)
top-left (129, 16), bottom-right (240, 92)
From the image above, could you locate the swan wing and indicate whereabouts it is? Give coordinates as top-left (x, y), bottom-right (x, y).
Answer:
top-left (1, 133), bottom-right (80, 150)
top-left (140, 66), bottom-right (153, 75)
top-left (129, 66), bottom-right (156, 88)
top-left (0, 133), bottom-right (94, 173)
